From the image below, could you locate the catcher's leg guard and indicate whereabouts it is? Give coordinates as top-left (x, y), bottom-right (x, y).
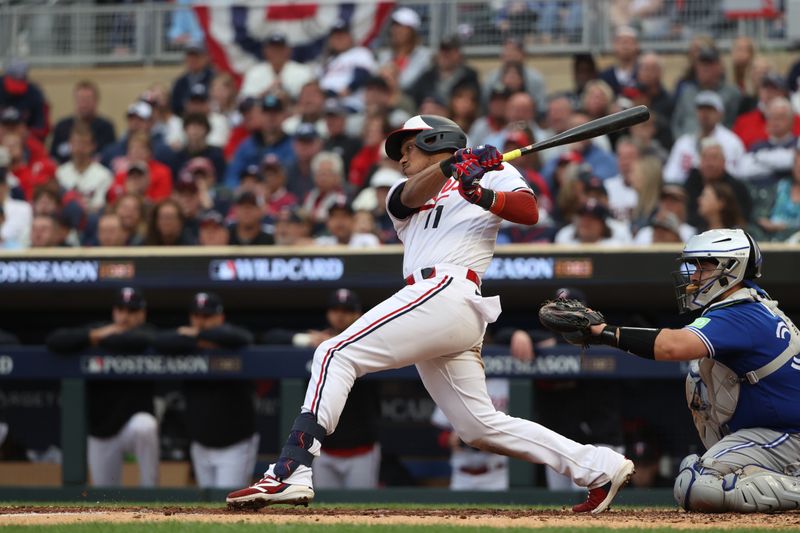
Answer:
top-left (675, 456), bottom-right (800, 513)
top-left (273, 412), bottom-right (326, 480)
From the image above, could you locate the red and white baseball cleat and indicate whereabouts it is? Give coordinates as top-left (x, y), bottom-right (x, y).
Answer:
top-left (572, 459), bottom-right (635, 514)
top-left (226, 475), bottom-right (314, 509)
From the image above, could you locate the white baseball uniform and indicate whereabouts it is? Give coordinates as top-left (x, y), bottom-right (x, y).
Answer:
top-left (267, 165), bottom-right (627, 490)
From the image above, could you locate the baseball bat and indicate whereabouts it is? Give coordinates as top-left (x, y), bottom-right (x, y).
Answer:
top-left (502, 105), bottom-right (651, 162)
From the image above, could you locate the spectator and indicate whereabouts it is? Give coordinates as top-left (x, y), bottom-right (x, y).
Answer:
top-left (633, 52), bottom-right (673, 128)
top-left (361, 72), bottom-right (412, 129)
top-left (283, 82), bottom-right (328, 137)
top-left (261, 288), bottom-right (381, 489)
top-left (284, 123), bottom-right (325, 200)
top-left (144, 198), bottom-right (196, 246)
top-left (738, 56), bottom-right (777, 115)
top-left (184, 156), bottom-right (231, 216)
top-left (45, 287), bottom-right (158, 487)
top-left (672, 46), bottom-right (742, 137)
top-left (171, 41), bottom-right (214, 117)
top-left (376, 8), bottom-right (433, 93)
top-left (272, 207), bottom-right (313, 246)
top-left (605, 138), bottom-right (640, 223)
top-left (571, 53), bottom-right (598, 100)
top-left (737, 98), bottom-right (798, 182)
top-left (224, 97), bottom-right (262, 161)
top-left (634, 210), bottom-right (686, 245)
top-left (351, 166), bottom-right (403, 244)
top-left (733, 73), bottom-right (800, 150)
top-left (756, 147), bottom-right (800, 241)
top-left (2, 129), bottom-right (56, 201)
top-left (303, 151), bottom-right (348, 227)
top-left (261, 154), bottom-right (298, 217)
top-left (448, 83), bottom-right (481, 135)
top-left (408, 35), bottom-right (479, 109)
top-left (348, 115), bottom-right (389, 189)
top-left (153, 292), bottom-right (255, 489)
top-left (0, 59), bottom-right (49, 141)
top-left (0, 106), bottom-right (49, 165)
top-left (172, 172), bottom-right (204, 240)
top-left (318, 20), bottom-right (377, 112)
top-left (112, 193), bottom-right (147, 246)
top-left (224, 94), bottom-right (294, 189)
top-left (229, 191), bottom-right (274, 245)
top-left (580, 80), bottom-right (616, 149)
top-left (685, 139), bottom-right (752, 229)
top-left (145, 84), bottom-right (184, 151)
top-left (50, 80), bottom-right (116, 163)
top-left (173, 113), bottom-right (226, 180)
top-left (628, 113), bottom-right (669, 163)
top-left (210, 73), bottom-right (241, 130)
top-left (197, 209), bottom-right (230, 246)
top-left (626, 432), bottom-right (672, 488)
top-left (484, 92), bottom-right (548, 154)
top-left (30, 214), bottom-right (63, 248)
top-left (56, 124), bottom-right (113, 214)
top-left (0, 150), bottom-right (31, 247)
top-left (730, 36), bottom-right (756, 95)
top-left (627, 155), bottom-right (663, 231)
top-left (100, 101), bottom-right (173, 175)
top-left (182, 83), bottom-right (230, 148)
top-left (673, 35), bottom-right (716, 100)
top-left (96, 212), bottom-right (128, 247)
top-left (555, 198), bottom-right (632, 245)
top-left (469, 83), bottom-right (511, 147)
top-left (542, 113), bottom-right (619, 187)
top-left (483, 37), bottom-right (547, 114)
top-left (322, 99), bottom-right (362, 176)
top-left (539, 94), bottom-right (576, 165)
top-left (240, 33), bottom-right (314, 100)
top-left (664, 91), bottom-right (745, 184)
top-left (633, 185), bottom-right (697, 245)
top-left (167, 0), bottom-right (204, 47)
top-left (314, 200), bottom-right (380, 247)
top-left (108, 133), bottom-right (173, 203)
top-left (599, 26), bottom-right (640, 96)
top-left (696, 181), bottom-right (746, 231)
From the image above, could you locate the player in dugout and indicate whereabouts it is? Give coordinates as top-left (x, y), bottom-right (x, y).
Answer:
top-left (46, 287), bottom-right (159, 487)
top-left (227, 115), bottom-right (634, 514)
top-left (154, 292), bottom-right (255, 489)
top-left (540, 228), bottom-right (800, 512)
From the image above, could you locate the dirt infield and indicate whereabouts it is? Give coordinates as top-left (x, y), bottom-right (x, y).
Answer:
top-left (1, 506), bottom-right (800, 529)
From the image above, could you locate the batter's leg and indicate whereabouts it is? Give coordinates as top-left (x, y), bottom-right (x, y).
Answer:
top-left (415, 350), bottom-right (628, 489)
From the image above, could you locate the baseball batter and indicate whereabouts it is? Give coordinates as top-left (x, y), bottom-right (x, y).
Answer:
top-left (227, 115), bottom-right (634, 513)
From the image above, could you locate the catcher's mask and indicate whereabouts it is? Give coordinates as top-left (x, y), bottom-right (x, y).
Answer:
top-left (672, 228), bottom-right (762, 314)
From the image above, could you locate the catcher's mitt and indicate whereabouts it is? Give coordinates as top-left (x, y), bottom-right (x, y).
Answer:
top-left (538, 299), bottom-right (606, 347)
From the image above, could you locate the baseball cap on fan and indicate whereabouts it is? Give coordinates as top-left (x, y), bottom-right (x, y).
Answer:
top-left (190, 291), bottom-right (224, 316)
top-left (694, 91), bottom-right (724, 113)
top-left (328, 288), bottom-right (361, 312)
top-left (391, 7), bottom-right (421, 30)
top-left (114, 287), bottom-right (146, 310)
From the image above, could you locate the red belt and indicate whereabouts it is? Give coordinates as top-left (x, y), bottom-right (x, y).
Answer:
top-left (322, 444), bottom-right (376, 458)
top-left (459, 464), bottom-right (504, 476)
top-left (405, 267), bottom-right (480, 288)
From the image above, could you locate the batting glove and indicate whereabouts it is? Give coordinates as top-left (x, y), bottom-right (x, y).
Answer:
top-left (470, 145), bottom-right (505, 171)
top-left (452, 159), bottom-right (486, 189)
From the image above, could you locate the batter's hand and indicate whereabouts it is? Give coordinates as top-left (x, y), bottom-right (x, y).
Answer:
top-left (452, 159), bottom-right (486, 190)
top-left (469, 145), bottom-right (504, 171)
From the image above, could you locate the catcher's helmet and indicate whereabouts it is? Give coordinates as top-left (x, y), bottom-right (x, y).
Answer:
top-left (384, 115), bottom-right (467, 161)
top-left (672, 228), bottom-right (762, 313)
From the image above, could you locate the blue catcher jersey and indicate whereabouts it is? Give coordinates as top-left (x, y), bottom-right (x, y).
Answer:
top-left (685, 284), bottom-right (800, 433)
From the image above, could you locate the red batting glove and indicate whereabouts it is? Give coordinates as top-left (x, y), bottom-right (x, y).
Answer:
top-left (471, 145), bottom-right (504, 171)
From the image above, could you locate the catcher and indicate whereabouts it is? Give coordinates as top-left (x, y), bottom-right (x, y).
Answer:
top-left (539, 228), bottom-right (800, 512)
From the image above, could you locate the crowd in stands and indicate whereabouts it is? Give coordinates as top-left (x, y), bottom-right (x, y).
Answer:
top-left (2, 8), bottom-right (800, 250)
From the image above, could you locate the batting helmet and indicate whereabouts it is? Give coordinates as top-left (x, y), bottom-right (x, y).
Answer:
top-left (384, 115), bottom-right (467, 161)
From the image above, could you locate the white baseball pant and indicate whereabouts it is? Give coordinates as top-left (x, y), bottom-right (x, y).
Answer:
top-left (87, 412), bottom-right (159, 487)
top-left (191, 433), bottom-right (260, 488)
top-left (283, 264), bottom-right (627, 489)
